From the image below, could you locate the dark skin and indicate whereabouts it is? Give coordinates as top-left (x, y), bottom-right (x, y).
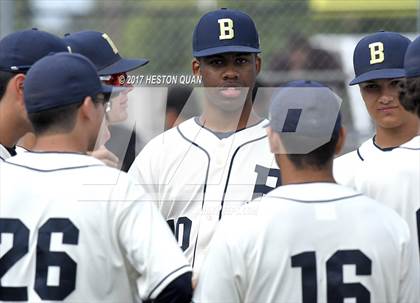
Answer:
top-left (192, 52), bottom-right (262, 132)
top-left (359, 78), bottom-right (418, 148)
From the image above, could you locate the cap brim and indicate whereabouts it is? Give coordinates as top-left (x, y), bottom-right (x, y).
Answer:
top-left (349, 68), bottom-right (406, 85)
top-left (98, 58), bottom-right (149, 75)
top-left (193, 45), bottom-right (261, 57)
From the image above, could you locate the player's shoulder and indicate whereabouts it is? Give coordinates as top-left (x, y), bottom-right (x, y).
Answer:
top-left (0, 144), bottom-right (12, 160)
top-left (334, 139), bottom-right (370, 165)
top-left (399, 135), bottom-right (420, 149)
top-left (333, 139), bottom-right (374, 186)
top-left (141, 118), bottom-right (197, 154)
top-left (4, 151), bottom-right (103, 170)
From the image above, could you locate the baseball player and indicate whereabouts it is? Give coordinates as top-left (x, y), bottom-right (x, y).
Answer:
top-left (63, 30), bottom-right (148, 171)
top-left (128, 8), bottom-right (280, 272)
top-left (0, 52), bottom-right (192, 302)
top-left (334, 32), bottom-right (418, 186)
top-left (350, 36), bottom-right (420, 262)
top-left (194, 81), bottom-right (419, 303)
top-left (0, 28), bottom-right (68, 160)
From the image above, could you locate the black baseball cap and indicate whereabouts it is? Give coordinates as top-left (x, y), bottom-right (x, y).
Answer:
top-left (0, 28), bottom-right (68, 73)
top-left (350, 31), bottom-right (410, 85)
top-left (24, 53), bottom-right (121, 113)
top-left (63, 30), bottom-right (149, 75)
top-left (192, 8), bottom-right (260, 57)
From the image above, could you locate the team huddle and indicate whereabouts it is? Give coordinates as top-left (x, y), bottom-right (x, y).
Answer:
top-left (0, 7), bottom-right (419, 303)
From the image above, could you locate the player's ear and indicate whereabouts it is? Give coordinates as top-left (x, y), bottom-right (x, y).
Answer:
top-left (13, 74), bottom-right (28, 112)
top-left (335, 126), bottom-right (347, 155)
top-left (255, 54), bottom-right (261, 74)
top-left (192, 58), bottom-right (201, 76)
top-left (13, 74), bottom-right (25, 96)
top-left (267, 127), bottom-right (282, 154)
top-left (79, 96), bottom-right (96, 121)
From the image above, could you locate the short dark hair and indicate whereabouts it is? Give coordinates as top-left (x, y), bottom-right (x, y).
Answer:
top-left (0, 70), bottom-right (17, 100)
top-left (28, 93), bottom-right (109, 135)
top-left (399, 77), bottom-right (420, 118)
top-left (28, 102), bottom-right (83, 135)
top-left (280, 132), bottom-right (339, 169)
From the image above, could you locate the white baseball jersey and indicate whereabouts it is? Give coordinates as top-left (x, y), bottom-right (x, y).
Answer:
top-left (0, 143), bottom-right (12, 160)
top-left (128, 117), bottom-right (280, 271)
top-left (352, 135), bottom-right (420, 263)
top-left (333, 136), bottom-right (398, 187)
top-left (15, 145), bottom-right (29, 155)
top-left (0, 152), bottom-right (191, 302)
top-left (194, 183), bottom-right (419, 303)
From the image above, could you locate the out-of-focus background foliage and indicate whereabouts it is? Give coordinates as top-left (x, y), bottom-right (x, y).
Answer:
top-left (4, 0), bottom-right (416, 73)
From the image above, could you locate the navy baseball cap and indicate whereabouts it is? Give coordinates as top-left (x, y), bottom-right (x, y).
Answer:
top-left (404, 36), bottom-right (420, 78)
top-left (24, 53), bottom-right (120, 113)
top-left (0, 28), bottom-right (68, 73)
top-left (350, 31), bottom-right (410, 85)
top-left (268, 80), bottom-right (342, 153)
top-left (63, 30), bottom-right (149, 75)
top-left (192, 8), bottom-right (260, 57)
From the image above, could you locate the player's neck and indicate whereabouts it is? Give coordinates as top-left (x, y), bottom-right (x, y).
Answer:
top-left (0, 113), bottom-right (20, 147)
top-left (278, 155), bottom-right (335, 185)
top-left (375, 121), bottom-right (418, 148)
top-left (32, 133), bottom-right (88, 154)
top-left (16, 132), bottom-right (36, 150)
top-left (201, 100), bottom-right (261, 131)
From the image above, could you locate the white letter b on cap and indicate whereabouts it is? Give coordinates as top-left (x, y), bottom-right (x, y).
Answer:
top-left (369, 42), bottom-right (384, 64)
top-left (218, 18), bottom-right (234, 40)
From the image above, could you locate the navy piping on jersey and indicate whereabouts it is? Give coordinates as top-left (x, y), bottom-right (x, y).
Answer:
top-left (399, 146), bottom-right (420, 151)
top-left (270, 193), bottom-right (363, 203)
top-left (3, 161), bottom-right (104, 173)
top-left (176, 126), bottom-right (210, 268)
top-left (218, 134), bottom-right (267, 220)
top-left (194, 117), bottom-right (265, 140)
top-left (25, 150), bottom-right (87, 155)
top-left (147, 265), bottom-right (191, 299)
top-left (5, 146), bottom-right (16, 156)
top-left (356, 148), bottom-right (364, 161)
top-left (372, 136), bottom-right (398, 152)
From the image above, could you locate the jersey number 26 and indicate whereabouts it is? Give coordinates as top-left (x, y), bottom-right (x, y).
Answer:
top-left (0, 218), bottom-right (79, 301)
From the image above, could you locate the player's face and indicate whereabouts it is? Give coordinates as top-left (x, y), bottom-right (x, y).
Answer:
top-left (101, 72), bottom-right (132, 124)
top-left (90, 94), bottom-right (111, 150)
top-left (107, 88), bottom-right (132, 123)
top-left (192, 52), bottom-right (261, 112)
top-left (359, 78), bottom-right (413, 129)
